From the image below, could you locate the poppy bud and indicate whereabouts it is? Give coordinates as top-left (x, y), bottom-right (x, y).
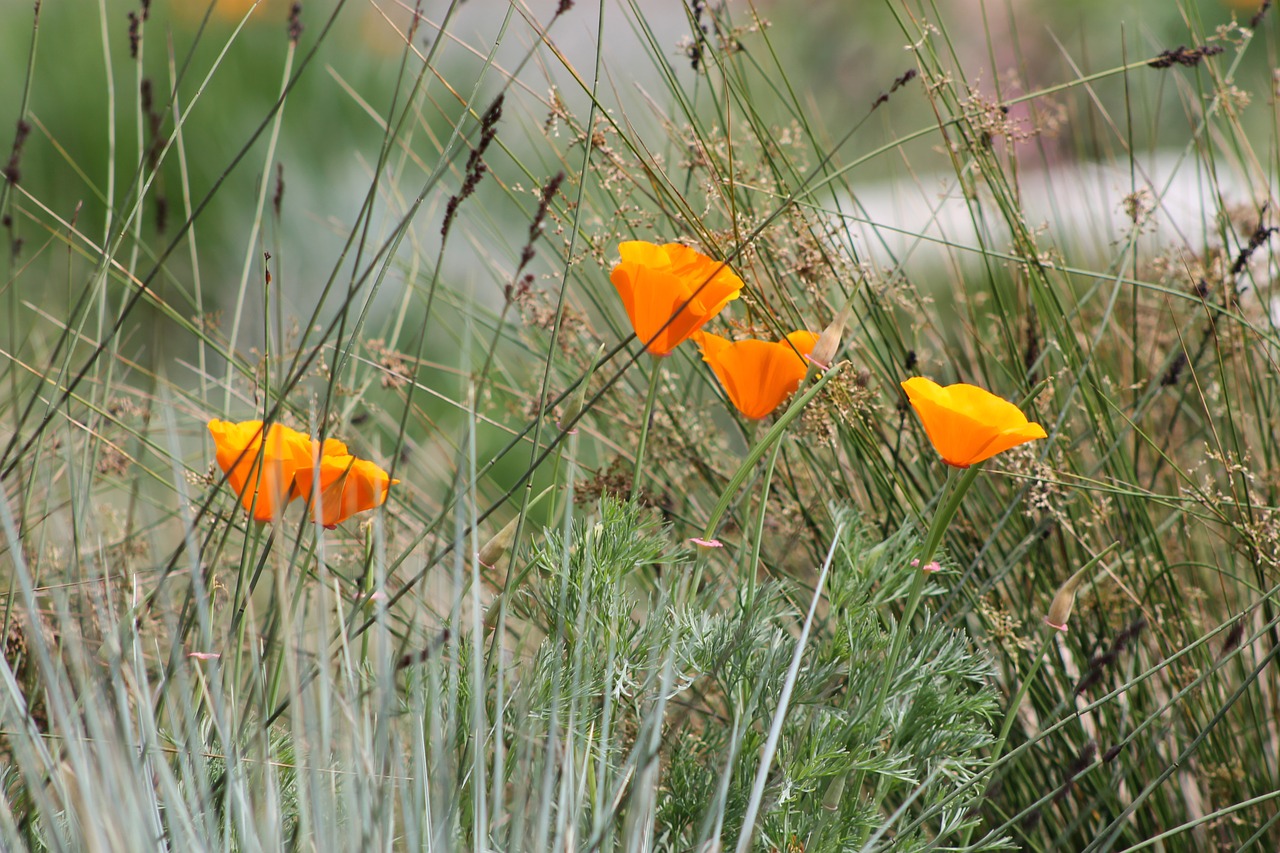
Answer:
top-left (808, 298), bottom-right (854, 370)
top-left (558, 344), bottom-right (605, 434)
top-left (1044, 544), bottom-right (1118, 631)
top-left (1044, 574), bottom-right (1083, 632)
top-left (477, 485), bottom-right (556, 572)
top-left (478, 516), bottom-right (519, 570)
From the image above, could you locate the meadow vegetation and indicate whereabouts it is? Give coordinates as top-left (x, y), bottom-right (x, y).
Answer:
top-left (1, 0), bottom-right (1279, 849)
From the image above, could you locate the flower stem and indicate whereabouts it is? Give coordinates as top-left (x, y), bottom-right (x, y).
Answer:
top-left (958, 541), bottom-right (1117, 845)
top-left (744, 436), bottom-right (783, 613)
top-left (631, 358), bottom-right (662, 500)
top-left (917, 463), bottom-right (982, 571)
top-left (684, 363), bottom-right (842, 603)
top-left (889, 463), bottom-right (981, 679)
top-left (858, 463), bottom-right (982, 814)
top-left (232, 520), bottom-right (267, 690)
top-left (957, 629), bottom-right (1055, 848)
top-left (701, 363), bottom-right (842, 540)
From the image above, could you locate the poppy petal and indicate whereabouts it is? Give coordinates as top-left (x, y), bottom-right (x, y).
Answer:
top-left (207, 419), bottom-right (313, 521)
top-left (900, 377), bottom-right (1046, 467)
top-left (699, 330), bottom-right (816, 420)
top-left (610, 241), bottom-right (742, 355)
top-left (298, 453), bottom-right (397, 528)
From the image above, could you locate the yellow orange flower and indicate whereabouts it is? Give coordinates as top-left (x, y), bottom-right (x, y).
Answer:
top-left (900, 377), bottom-right (1047, 467)
top-left (169, 0), bottom-right (271, 23)
top-left (293, 443), bottom-right (399, 529)
top-left (610, 241), bottom-right (743, 356)
top-left (208, 419), bottom-right (314, 522)
top-left (696, 330), bottom-right (819, 419)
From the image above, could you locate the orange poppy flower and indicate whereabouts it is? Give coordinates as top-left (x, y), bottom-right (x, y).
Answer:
top-left (610, 241), bottom-right (743, 356)
top-left (900, 377), bottom-right (1047, 467)
top-left (696, 329), bottom-right (820, 419)
top-left (208, 419), bottom-right (314, 522)
top-left (170, 0), bottom-right (270, 23)
top-left (293, 442), bottom-right (399, 529)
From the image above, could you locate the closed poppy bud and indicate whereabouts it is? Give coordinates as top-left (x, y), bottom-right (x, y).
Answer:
top-left (1044, 568), bottom-right (1085, 627)
top-left (1044, 582), bottom-right (1079, 632)
top-left (558, 344), bottom-right (606, 434)
top-left (808, 300), bottom-right (854, 370)
top-left (1044, 543), bottom-right (1117, 632)
top-left (478, 516), bottom-right (519, 569)
top-left (294, 449), bottom-right (398, 529)
top-left (821, 774), bottom-right (845, 811)
top-left (900, 377), bottom-right (1047, 467)
top-left (208, 419), bottom-right (314, 522)
top-left (610, 241), bottom-right (743, 356)
top-left (1045, 565), bottom-right (1091, 632)
top-left (476, 485), bottom-right (555, 573)
top-left (696, 329), bottom-right (819, 420)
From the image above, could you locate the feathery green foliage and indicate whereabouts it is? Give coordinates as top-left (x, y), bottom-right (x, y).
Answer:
top-left (3, 0), bottom-right (1280, 849)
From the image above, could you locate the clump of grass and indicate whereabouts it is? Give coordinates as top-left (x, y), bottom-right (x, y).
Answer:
top-left (3, 0), bottom-right (1280, 849)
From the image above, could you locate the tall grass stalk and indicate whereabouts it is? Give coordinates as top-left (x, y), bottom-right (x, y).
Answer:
top-left (3, 0), bottom-right (1280, 849)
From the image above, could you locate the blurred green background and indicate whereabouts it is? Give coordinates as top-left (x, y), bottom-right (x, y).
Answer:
top-left (1, 0), bottom-right (1271, 362)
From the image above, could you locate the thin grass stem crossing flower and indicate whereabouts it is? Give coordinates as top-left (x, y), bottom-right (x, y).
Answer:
top-left (900, 377), bottom-right (1047, 467)
top-left (208, 419), bottom-right (314, 522)
top-left (610, 240), bottom-right (742, 356)
top-left (293, 440), bottom-right (399, 529)
top-left (209, 420), bottom-right (398, 527)
top-left (696, 330), bottom-right (819, 419)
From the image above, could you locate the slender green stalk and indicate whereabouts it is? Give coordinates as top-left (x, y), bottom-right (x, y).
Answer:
top-left (683, 364), bottom-right (842, 603)
top-left (702, 363), bottom-right (842, 540)
top-left (222, 32), bottom-right (297, 412)
top-left (232, 520), bottom-right (267, 692)
top-left (875, 464), bottom-right (979, 708)
top-left (977, 544), bottom-right (1119, 805)
top-left (734, 521), bottom-right (845, 853)
top-left (631, 357), bottom-right (662, 500)
top-left (858, 462), bottom-right (981, 820)
top-left (744, 435), bottom-right (783, 612)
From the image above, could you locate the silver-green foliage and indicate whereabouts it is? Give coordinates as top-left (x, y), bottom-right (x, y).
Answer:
top-left (0, 496), bottom-right (1002, 851)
